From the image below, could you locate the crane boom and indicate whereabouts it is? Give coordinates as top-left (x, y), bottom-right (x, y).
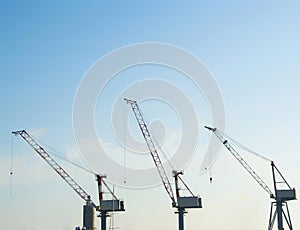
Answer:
top-left (124, 98), bottom-right (176, 207)
top-left (12, 130), bottom-right (96, 207)
top-left (205, 126), bottom-right (274, 197)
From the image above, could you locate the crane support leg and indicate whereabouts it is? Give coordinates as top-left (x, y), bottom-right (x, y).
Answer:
top-left (178, 208), bottom-right (185, 230)
top-left (268, 201), bottom-right (293, 230)
top-left (277, 201), bottom-right (284, 230)
top-left (268, 202), bottom-right (277, 230)
top-left (100, 211), bottom-right (108, 230)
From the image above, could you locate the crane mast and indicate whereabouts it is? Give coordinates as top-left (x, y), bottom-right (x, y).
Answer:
top-left (124, 98), bottom-right (176, 207)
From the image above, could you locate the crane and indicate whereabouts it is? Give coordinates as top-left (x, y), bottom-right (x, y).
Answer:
top-left (12, 130), bottom-right (125, 230)
top-left (125, 98), bottom-right (202, 230)
top-left (205, 126), bottom-right (296, 230)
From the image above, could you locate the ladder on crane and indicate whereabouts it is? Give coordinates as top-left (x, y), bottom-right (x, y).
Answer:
top-left (205, 126), bottom-right (296, 230)
top-left (125, 98), bottom-right (202, 230)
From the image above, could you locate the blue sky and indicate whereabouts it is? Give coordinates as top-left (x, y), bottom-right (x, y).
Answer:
top-left (1, 1), bottom-right (300, 229)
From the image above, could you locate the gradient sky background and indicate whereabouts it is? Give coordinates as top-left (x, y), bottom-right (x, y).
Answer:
top-left (1, 1), bottom-right (300, 230)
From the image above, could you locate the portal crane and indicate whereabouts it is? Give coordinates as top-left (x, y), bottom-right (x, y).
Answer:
top-left (125, 98), bottom-right (202, 230)
top-left (205, 126), bottom-right (296, 230)
top-left (13, 130), bottom-right (125, 230)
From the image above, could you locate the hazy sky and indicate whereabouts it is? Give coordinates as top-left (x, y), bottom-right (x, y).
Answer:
top-left (1, 1), bottom-right (300, 230)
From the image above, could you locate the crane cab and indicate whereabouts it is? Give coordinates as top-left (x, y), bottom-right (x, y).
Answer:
top-left (276, 189), bottom-right (296, 201)
top-left (100, 199), bottom-right (125, 212)
top-left (177, 196), bottom-right (202, 209)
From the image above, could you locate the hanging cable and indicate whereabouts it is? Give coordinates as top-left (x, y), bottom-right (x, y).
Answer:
top-left (123, 102), bottom-right (127, 184)
top-left (209, 167), bottom-right (213, 183)
top-left (9, 135), bottom-right (14, 196)
top-left (111, 185), bottom-right (115, 229)
top-left (208, 135), bottom-right (213, 183)
top-left (219, 130), bottom-right (271, 162)
top-left (31, 135), bottom-right (95, 175)
top-left (131, 102), bottom-right (176, 172)
top-left (142, 109), bottom-right (177, 171)
top-left (109, 214), bottom-right (112, 230)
